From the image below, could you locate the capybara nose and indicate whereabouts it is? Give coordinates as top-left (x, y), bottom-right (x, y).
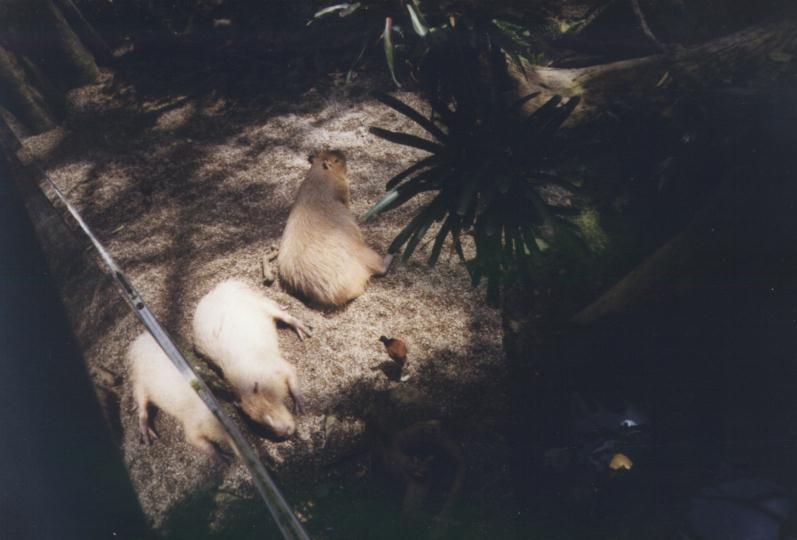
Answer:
top-left (265, 415), bottom-right (295, 439)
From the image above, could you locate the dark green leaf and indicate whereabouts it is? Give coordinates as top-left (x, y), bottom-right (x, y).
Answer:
top-left (369, 127), bottom-right (443, 154)
top-left (402, 213), bottom-right (435, 262)
top-left (385, 155), bottom-right (443, 190)
top-left (513, 228), bottom-right (531, 276)
top-left (501, 224), bottom-right (514, 266)
top-left (372, 91), bottom-right (448, 142)
top-left (346, 34), bottom-right (370, 83)
top-left (512, 91), bottom-right (541, 109)
top-left (483, 210), bottom-right (499, 236)
top-left (388, 194), bottom-right (445, 254)
top-left (468, 256), bottom-right (483, 286)
top-left (427, 216), bottom-right (453, 266)
top-left (456, 174), bottom-right (479, 216)
top-left (451, 225), bottom-right (467, 264)
top-left (538, 95), bottom-right (580, 141)
top-left (523, 95), bottom-right (562, 131)
top-left (476, 182), bottom-right (498, 216)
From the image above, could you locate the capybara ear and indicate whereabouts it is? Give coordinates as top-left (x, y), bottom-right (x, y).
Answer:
top-left (253, 382), bottom-right (259, 394)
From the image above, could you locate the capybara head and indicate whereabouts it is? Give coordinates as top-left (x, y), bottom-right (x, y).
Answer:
top-left (309, 149), bottom-right (347, 175)
top-left (239, 380), bottom-right (296, 439)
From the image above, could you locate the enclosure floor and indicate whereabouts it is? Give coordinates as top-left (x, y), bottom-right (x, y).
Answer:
top-left (24, 67), bottom-right (510, 533)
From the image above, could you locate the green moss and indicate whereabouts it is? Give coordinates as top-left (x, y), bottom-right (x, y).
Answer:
top-left (574, 207), bottom-right (609, 252)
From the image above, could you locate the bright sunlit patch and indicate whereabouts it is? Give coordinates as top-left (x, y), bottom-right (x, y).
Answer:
top-left (610, 453), bottom-right (634, 471)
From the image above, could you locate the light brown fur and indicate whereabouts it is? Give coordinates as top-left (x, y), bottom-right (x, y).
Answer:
top-left (278, 150), bottom-right (390, 307)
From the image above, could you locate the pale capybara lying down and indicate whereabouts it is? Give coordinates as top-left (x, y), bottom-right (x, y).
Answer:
top-left (192, 279), bottom-right (310, 439)
top-left (277, 150), bottom-right (392, 307)
top-left (128, 332), bottom-right (233, 457)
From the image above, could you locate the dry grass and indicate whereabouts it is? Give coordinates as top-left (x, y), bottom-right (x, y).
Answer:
top-left (25, 67), bottom-right (508, 531)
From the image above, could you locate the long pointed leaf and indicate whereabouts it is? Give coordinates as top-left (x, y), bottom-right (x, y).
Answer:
top-left (402, 215), bottom-right (433, 262)
top-left (388, 194), bottom-right (445, 254)
top-left (372, 91), bottom-right (448, 142)
top-left (460, 192), bottom-right (477, 231)
top-left (520, 227), bottom-right (542, 259)
top-left (361, 190), bottom-right (399, 222)
top-left (380, 181), bottom-right (436, 213)
top-left (391, 164), bottom-right (449, 193)
top-left (410, 0), bottom-right (429, 25)
top-left (482, 231), bottom-right (503, 300)
top-left (369, 127), bottom-right (443, 154)
top-left (346, 34), bottom-right (370, 83)
top-left (539, 95), bottom-right (581, 140)
top-left (513, 228), bottom-right (531, 277)
top-left (522, 95), bottom-right (562, 131)
top-left (362, 178), bottom-right (437, 221)
top-left (501, 224), bottom-right (514, 267)
top-left (311, 3), bottom-right (357, 21)
top-left (475, 180), bottom-right (499, 216)
top-left (383, 17), bottom-right (402, 88)
top-left (482, 209), bottom-right (500, 236)
top-left (427, 216), bottom-right (453, 266)
top-left (512, 91), bottom-right (541, 109)
top-left (385, 155), bottom-right (443, 190)
top-left (451, 223), bottom-right (467, 264)
top-left (406, 3), bottom-right (428, 37)
top-left (457, 175), bottom-right (479, 216)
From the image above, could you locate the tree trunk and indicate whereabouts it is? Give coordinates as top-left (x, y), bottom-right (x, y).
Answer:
top-left (512, 18), bottom-right (797, 119)
top-left (17, 52), bottom-right (66, 118)
top-left (503, 16), bottom-right (797, 358)
top-left (2, 0), bottom-right (100, 90)
top-left (53, 0), bottom-right (114, 66)
top-left (0, 45), bottom-right (55, 133)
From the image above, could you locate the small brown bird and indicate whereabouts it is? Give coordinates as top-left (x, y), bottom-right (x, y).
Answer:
top-left (379, 336), bottom-right (408, 367)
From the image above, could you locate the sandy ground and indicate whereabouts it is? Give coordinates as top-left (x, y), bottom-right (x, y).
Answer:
top-left (23, 66), bottom-right (509, 534)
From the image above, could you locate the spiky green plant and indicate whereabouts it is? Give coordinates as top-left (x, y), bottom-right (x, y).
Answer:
top-left (363, 63), bottom-right (582, 305)
top-left (309, 0), bottom-right (550, 87)
top-left (309, 1), bottom-right (431, 85)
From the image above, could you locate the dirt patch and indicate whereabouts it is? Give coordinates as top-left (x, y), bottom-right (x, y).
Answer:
top-left (25, 64), bottom-right (508, 534)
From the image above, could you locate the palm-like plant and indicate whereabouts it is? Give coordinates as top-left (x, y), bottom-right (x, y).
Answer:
top-left (309, 0), bottom-right (549, 87)
top-left (309, 0), bottom-right (433, 85)
top-left (363, 43), bottom-right (582, 305)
